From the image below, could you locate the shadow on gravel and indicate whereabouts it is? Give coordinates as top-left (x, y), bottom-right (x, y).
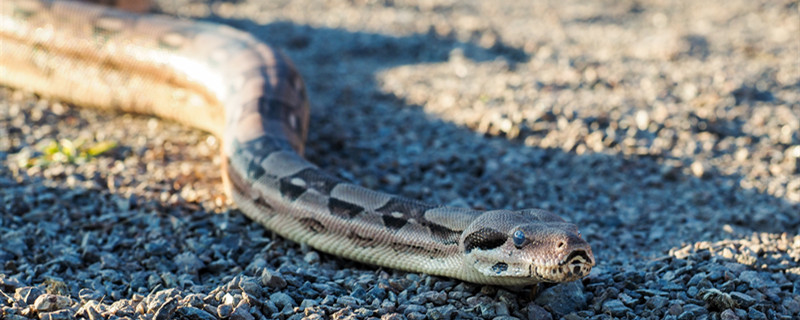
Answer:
top-left (222, 18), bottom-right (799, 234)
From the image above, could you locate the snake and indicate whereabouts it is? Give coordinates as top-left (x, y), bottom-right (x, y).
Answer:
top-left (0, 0), bottom-right (594, 286)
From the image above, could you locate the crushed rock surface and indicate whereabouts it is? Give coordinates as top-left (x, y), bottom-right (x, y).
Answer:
top-left (1, 0), bottom-right (798, 319)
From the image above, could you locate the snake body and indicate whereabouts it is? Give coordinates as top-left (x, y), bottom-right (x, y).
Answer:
top-left (0, 0), bottom-right (594, 285)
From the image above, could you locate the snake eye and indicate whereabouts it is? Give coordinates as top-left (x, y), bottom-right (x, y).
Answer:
top-left (512, 230), bottom-right (525, 247)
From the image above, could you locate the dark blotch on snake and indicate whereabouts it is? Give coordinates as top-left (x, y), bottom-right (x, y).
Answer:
top-left (225, 160), bottom-right (275, 212)
top-left (382, 214), bottom-right (407, 230)
top-left (427, 223), bottom-right (459, 245)
top-left (246, 160), bottom-right (265, 181)
top-left (279, 177), bottom-right (306, 201)
top-left (464, 228), bottom-right (507, 253)
top-left (492, 262), bottom-right (508, 274)
top-left (290, 168), bottom-right (338, 195)
top-left (375, 198), bottom-right (436, 219)
top-left (328, 198), bottom-right (364, 219)
top-left (299, 217), bottom-right (325, 233)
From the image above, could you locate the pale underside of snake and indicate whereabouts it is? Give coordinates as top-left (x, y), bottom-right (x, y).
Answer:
top-left (0, 0), bottom-right (594, 286)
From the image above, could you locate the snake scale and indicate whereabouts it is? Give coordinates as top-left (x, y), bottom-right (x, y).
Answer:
top-left (0, 0), bottom-right (594, 286)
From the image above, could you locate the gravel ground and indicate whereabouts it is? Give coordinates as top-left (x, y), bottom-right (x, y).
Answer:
top-left (1, 0), bottom-right (799, 319)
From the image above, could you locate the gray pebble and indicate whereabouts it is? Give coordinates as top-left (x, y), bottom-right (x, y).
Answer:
top-left (668, 301), bottom-right (683, 316)
top-left (729, 292), bottom-right (755, 308)
top-left (478, 302), bottom-right (496, 318)
top-left (380, 313), bottom-right (405, 320)
top-left (677, 304), bottom-right (707, 320)
top-left (618, 292), bottom-right (638, 306)
top-left (748, 307), bottom-right (767, 320)
top-left (33, 294), bottom-right (72, 312)
top-left (408, 312), bottom-right (428, 320)
top-left (321, 295), bottom-right (336, 306)
top-left (646, 295), bottom-right (669, 309)
top-left (783, 297), bottom-right (800, 314)
top-left (337, 295), bottom-right (362, 308)
top-left (720, 309), bottom-right (740, 320)
top-left (230, 305), bottom-right (255, 320)
top-left (304, 251), bottom-right (320, 264)
top-left (270, 292), bottom-right (295, 310)
top-left (15, 287), bottom-right (44, 305)
top-left (427, 305), bottom-right (456, 319)
top-left (601, 299), bottom-right (631, 317)
top-left (403, 304), bottom-right (427, 316)
top-left (260, 269), bottom-right (287, 289)
top-left (37, 310), bottom-right (72, 320)
top-left (738, 271), bottom-right (771, 290)
top-left (533, 281), bottom-right (586, 315)
top-left (175, 306), bottom-right (216, 320)
top-left (526, 303), bottom-right (553, 320)
top-left (217, 304), bottom-right (233, 318)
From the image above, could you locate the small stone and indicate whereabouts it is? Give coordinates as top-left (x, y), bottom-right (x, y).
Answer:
top-left (270, 292), bottom-right (295, 310)
top-left (350, 287), bottom-right (367, 300)
top-left (238, 278), bottom-right (262, 298)
top-left (217, 304), bottom-right (233, 318)
top-left (738, 271), bottom-right (769, 290)
top-left (175, 306), bottom-right (216, 320)
top-left (478, 302), bottom-right (496, 318)
top-left (783, 297), bottom-right (800, 314)
top-left (533, 281), bottom-right (586, 315)
top-left (747, 307), bottom-right (766, 320)
top-left (720, 309), bottom-right (740, 320)
top-left (299, 299), bottom-right (316, 310)
top-left (421, 291), bottom-right (447, 305)
top-left (336, 296), bottom-right (361, 308)
top-left (261, 269), bottom-right (287, 289)
top-left (526, 303), bottom-right (553, 320)
top-left (38, 310), bottom-right (72, 320)
top-left (303, 251), bottom-right (320, 264)
top-left (173, 252), bottom-right (204, 274)
top-left (403, 304), bottom-right (427, 315)
top-left (381, 313), bottom-right (404, 320)
top-left (668, 301), bottom-right (683, 315)
top-left (321, 295), bottom-right (336, 306)
top-left (426, 305), bottom-right (456, 320)
top-left (367, 287), bottom-right (386, 300)
top-left (618, 292), bottom-right (638, 306)
top-left (687, 272), bottom-right (707, 286)
top-left (602, 299), bottom-right (631, 317)
top-left (678, 304), bottom-right (707, 320)
top-left (14, 287), bottom-right (44, 305)
top-left (33, 294), bottom-right (72, 312)
top-left (686, 286), bottom-right (700, 297)
top-left (729, 292), bottom-right (755, 308)
top-left (646, 295), bottom-right (669, 309)
top-left (690, 161), bottom-right (706, 178)
top-left (700, 288), bottom-right (735, 310)
top-left (406, 312), bottom-right (426, 320)
top-left (230, 305), bottom-right (255, 320)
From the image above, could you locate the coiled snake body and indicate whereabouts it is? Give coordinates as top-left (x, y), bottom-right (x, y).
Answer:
top-left (0, 0), bottom-right (594, 285)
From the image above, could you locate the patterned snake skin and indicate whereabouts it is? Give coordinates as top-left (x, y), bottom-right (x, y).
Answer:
top-left (0, 0), bottom-right (594, 285)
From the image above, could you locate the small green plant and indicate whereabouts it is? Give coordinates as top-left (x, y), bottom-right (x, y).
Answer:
top-left (22, 138), bottom-right (117, 167)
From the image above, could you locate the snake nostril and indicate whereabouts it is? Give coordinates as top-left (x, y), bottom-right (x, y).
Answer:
top-left (557, 241), bottom-right (565, 249)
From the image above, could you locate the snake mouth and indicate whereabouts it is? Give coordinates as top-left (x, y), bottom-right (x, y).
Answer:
top-left (562, 250), bottom-right (594, 267)
top-left (529, 249), bottom-right (594, 282)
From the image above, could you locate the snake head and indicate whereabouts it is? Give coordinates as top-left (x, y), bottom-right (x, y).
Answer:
top-left (461, 209), bottom-right (594, 284)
